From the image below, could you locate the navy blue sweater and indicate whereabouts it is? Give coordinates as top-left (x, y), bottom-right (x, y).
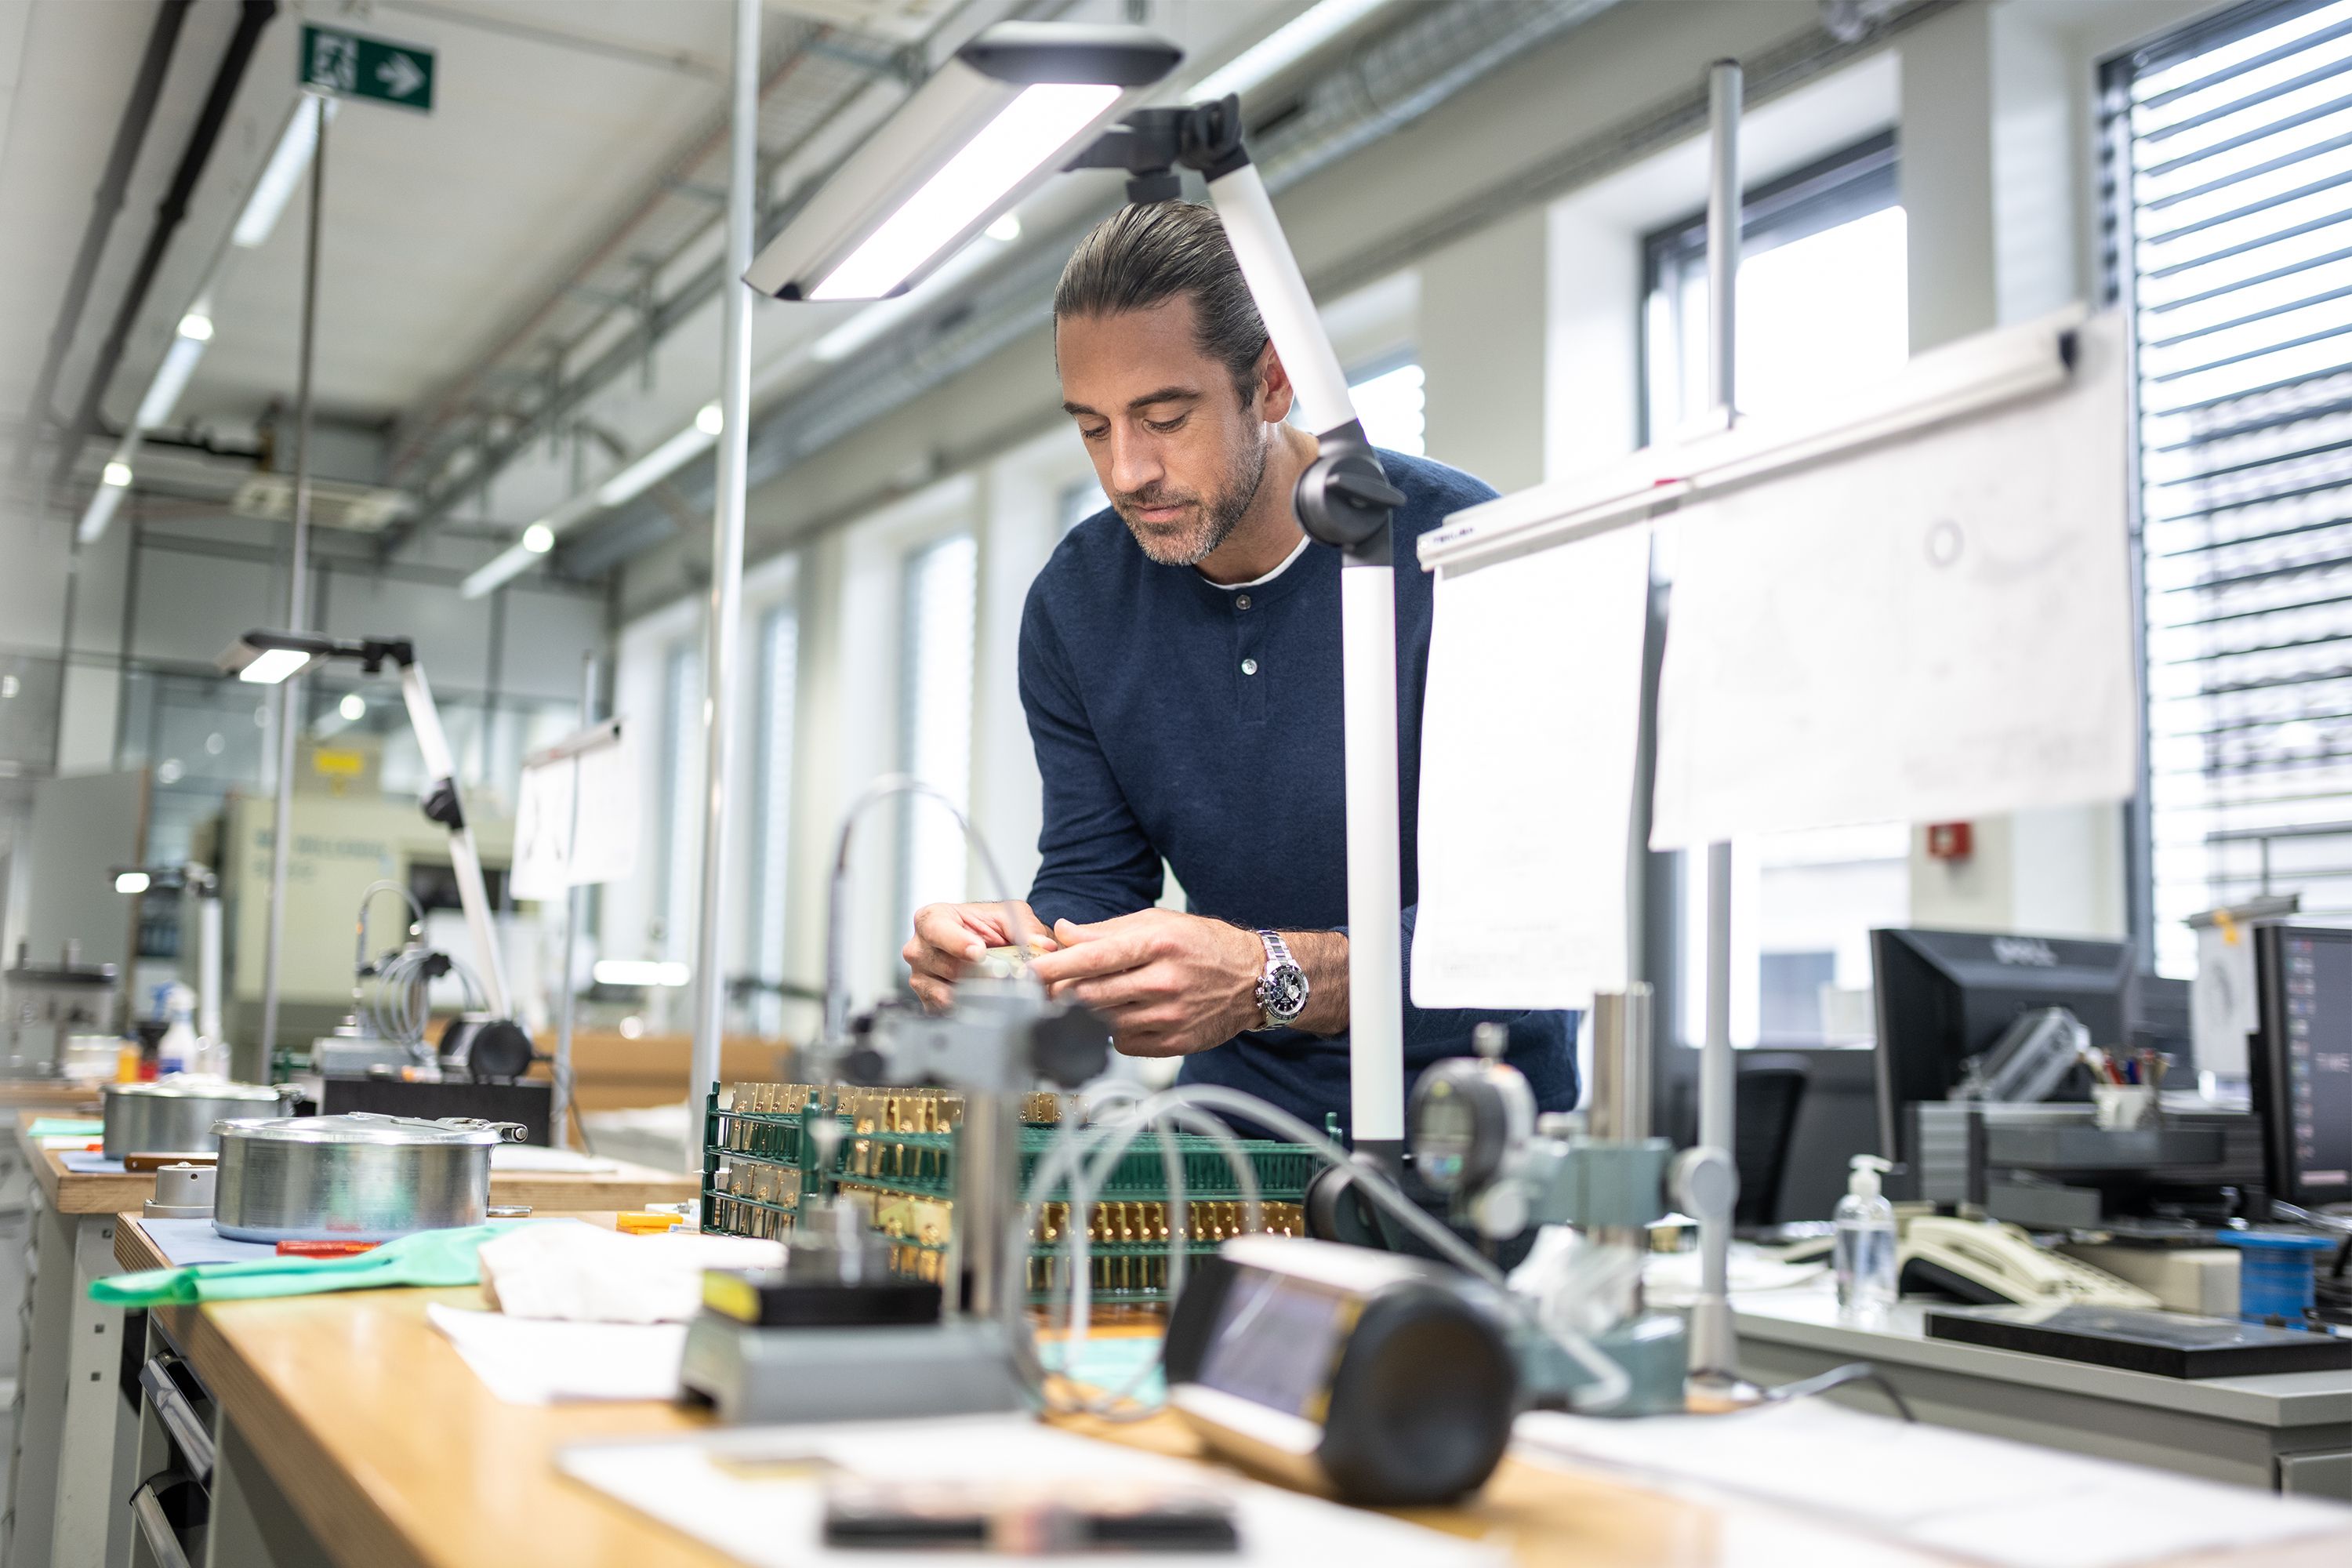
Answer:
top-left (1018, 449), bottom-right (1578, 1137)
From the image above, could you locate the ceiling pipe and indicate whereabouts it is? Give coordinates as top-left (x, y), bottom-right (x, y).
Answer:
top-left (48, 0), bottom-right (278, 499)
top-left (19, 0), bottom-right (191, 481)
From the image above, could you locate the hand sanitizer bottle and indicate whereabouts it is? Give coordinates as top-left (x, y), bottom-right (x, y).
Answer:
top-left (155, 983), bottom-right (200, 1078)
top-left (1834, 1154), bottom-right (1897, 1322)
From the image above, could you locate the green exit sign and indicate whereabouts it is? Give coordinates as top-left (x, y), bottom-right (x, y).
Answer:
top-left (301, 24), bottom-right (434, 114)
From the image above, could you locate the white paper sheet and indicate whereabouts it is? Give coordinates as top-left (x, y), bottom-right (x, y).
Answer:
top-left (559, 1414), bottom-right (1507, 1568)
top-left (1650, 312), bottom-right (2138, 849)
top-left (511, 726), bottom-right (638, 898)
top-left (1516, 1398), bottom-right (2351, 1568)
top-left (1410, 523), bottom-right (1652, 1009)
top-left (426, 1303), bottom-right (688, 1403)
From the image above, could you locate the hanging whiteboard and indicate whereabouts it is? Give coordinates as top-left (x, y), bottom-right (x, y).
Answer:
top-left (1650, 311), bottom-right (2137, 850)
top-left (511, 720), bottom-right (639, 898)
top-left (1410, 523), bottom-right (1652, 1010)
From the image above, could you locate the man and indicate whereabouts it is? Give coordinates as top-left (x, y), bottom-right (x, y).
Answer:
top-left (905, 201), bottom-right (1574, 1137)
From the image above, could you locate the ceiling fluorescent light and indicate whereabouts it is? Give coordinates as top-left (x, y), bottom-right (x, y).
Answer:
top-left (462, 541), bottom-right (539, 600)
top-left (135, 334), bottom-right (208, 430)
top-left (103, 460), bottom-right (132, 487)
top-left (176, 312), bottom-right (213, 343)
top-left (814, 82), bottom-right (1120, 300)
top-left (234, 96), bottom-right (336, 249)
top-left (1190, 0), bottom-right (1398, 102)
top-left (521, 522), bottom-right (554, 553)
top-left (235, 646), bottom-right (315, 685)
top-left (76, 481), bottom-right (127, 545)
top-left (596, 420), bottom-right (717, 508)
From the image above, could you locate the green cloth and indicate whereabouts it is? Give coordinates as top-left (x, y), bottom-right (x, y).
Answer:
top-left (27, 1117), bottom-right (102, 1138)
top-left (92, 1224), bottom-right (514, 1307)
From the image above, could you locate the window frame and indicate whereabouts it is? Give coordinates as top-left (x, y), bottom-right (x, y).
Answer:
top-left (1634, 129), bottom-right (1908, 1053)
top-left (2101, 0), bottom-right (2352, 975)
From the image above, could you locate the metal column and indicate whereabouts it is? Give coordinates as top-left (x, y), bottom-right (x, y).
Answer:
top-left (1690, 56), bottom-right (1744, 1385)
top-left (688, 0), bottom-right (760, 1147)
top-left (554, 655), bottom-right (599, 1148)
top-left (258, 93), bottom-right (328, 1071)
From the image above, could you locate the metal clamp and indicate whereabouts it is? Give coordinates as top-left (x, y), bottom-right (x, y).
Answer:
top-left (138, 1356), bottom-right (214, 1483)
top-left (129, 1480), bottom-right (194, 1568)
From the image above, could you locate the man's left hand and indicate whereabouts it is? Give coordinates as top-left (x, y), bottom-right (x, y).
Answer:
top-left (1025, 910), bottom-right (1262, 1057)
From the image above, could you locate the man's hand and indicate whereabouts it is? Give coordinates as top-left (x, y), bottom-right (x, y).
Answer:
top-left (1025, 910), bottom-right (1266, 1057)
top-left (902, 900), bottom-right (1058, 1013)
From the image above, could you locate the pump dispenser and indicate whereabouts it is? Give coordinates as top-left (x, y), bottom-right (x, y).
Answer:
top-left (1834, 1154), bottom-right (1897, 1320)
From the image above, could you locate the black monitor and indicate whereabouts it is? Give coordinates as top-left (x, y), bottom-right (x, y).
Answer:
top-left (1870, 927), bottom-right (2134, 1174)
top-left (2252, 925), bottom-right (2352, 1209)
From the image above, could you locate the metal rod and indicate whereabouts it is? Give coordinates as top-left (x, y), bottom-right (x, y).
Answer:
top-left (258, 93), bottom-right (327, 1073)
top-left (554, 655), bottom-right (598, 1148)
top-left (1691, 56), bottom-right (1744, 1386)
top-left (688, 0), bottom-right (759, 1142)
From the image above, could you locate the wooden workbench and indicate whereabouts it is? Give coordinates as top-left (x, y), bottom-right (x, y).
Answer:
top-left (19, 1109), bottom-right (700, 1215)
top-left (105, 1216), bottom-right (2352, 1568)
top-left (4, 1111), bottom-right (695, 1568)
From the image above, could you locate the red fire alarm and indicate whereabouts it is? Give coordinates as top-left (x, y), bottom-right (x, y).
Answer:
top-left (1926, 822), bottom-right (1973, 862)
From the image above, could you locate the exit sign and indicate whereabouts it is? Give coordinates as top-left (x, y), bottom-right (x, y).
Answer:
top-left (301, 24), bottom-right (434, 114)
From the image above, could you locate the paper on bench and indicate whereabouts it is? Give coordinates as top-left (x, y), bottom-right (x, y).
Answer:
top-left (1410, 522), bottom-right (1651, 1009)
top-left (1516, 1397), bottom-right (2349, 1568)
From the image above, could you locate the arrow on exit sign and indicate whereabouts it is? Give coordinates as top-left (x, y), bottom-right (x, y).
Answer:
top-left (301, 24), bottom-right (434, 114)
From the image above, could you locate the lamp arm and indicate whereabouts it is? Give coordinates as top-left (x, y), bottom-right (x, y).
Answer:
top-left (397, 659), bottom-right (514, 1020)
top-left (1195, 147), bottom-right (1410, 1156)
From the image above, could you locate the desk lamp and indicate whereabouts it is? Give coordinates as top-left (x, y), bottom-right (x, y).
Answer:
top-left (744, 21), bottom-right (1413, 1164)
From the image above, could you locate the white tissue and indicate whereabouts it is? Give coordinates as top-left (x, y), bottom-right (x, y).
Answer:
top-left (477, 1223), bottom-right (783, 1323)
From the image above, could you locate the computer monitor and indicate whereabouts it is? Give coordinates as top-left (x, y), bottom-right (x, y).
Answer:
top-left (1870, 927), bottom-right (2134, 1174)
top-left (2251, 924), bottom-right (2352, 1209)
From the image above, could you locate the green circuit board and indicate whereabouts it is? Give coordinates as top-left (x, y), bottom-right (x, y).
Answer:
top-left (700, 1083), bottom-right (1314, 1305)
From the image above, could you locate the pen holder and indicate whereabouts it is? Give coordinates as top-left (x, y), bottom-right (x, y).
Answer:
top-left (2092, 1083), bottom-right (2155, 1131)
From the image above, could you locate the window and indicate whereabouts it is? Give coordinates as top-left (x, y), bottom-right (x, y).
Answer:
top-left (1060, 477), bottom-right (1108, 534)
top-left (897, 533), bottom-right (978, 940)
top-left (750, 605), bottom-right (798, 1036)
top-left (658, 641), bottom-right (702, 967)
top-left (2108, 0), bottom-right (2352, 978)
top-left (1640, 134), bottom-right (1910, 1046)
top-left (1350, 361), bottom-right (1427, 456)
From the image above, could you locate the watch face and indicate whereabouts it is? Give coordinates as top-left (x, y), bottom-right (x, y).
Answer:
top-left (1262, 964), bottom-right (1308, 1023)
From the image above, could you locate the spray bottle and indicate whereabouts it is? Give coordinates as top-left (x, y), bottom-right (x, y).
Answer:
top-left (155, 983), bottom-right (201, 1078)
top-left (1834, 1153), bottom-right (1897, 1321)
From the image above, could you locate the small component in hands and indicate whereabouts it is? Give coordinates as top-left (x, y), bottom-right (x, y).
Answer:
top-left (975, 945), bottom-right (1030, 980)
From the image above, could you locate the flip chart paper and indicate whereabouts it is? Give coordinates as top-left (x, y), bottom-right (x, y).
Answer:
top-left (1411, 523), bottom-right (1651, 1009)
top-left (1650, 312), bottom-right (2137, 850)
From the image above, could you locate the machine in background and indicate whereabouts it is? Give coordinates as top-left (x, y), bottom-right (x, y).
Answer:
top-left (1872, 927), bottom-right (2265, 1232)
top-left (2, 942), bottom-right (117, 1078)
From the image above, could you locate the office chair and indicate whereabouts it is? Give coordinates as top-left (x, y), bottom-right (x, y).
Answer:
top-left (1733, 1052), bottom-right (1811, 1229)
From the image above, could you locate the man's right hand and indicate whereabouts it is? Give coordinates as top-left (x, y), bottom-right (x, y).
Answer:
top-left (902, 900), bottom-right (1058, 1012)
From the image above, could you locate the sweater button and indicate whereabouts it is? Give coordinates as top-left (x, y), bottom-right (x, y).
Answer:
top-left (1240, 658), bottom-right (1258, 676)
top-left (1236, 593), bottom-right (1252, 611)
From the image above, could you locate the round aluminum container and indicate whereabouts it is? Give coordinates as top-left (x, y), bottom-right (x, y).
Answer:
top-left (101, 1077), bottom-right (298, 1159)
top-left (211, 1112), bottom-right (524, 1243)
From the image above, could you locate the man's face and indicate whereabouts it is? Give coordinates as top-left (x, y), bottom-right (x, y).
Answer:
top-left (1057, 296), bottom-right (1287, 566)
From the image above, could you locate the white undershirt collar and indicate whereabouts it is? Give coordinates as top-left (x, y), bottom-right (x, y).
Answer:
top-left (1201, 532), bottom-right (1312, 591)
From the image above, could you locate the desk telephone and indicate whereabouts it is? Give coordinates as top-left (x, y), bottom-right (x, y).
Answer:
top-left (1898, 1216), bottom-right (2158, 1310)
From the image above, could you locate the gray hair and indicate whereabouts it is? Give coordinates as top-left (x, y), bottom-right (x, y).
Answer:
top-left (1053, 202), bottom-right (1269, 404)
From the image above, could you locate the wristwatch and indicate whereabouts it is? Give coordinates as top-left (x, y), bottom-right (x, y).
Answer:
top-left (1254, 931), bottom-right (1309, 1029)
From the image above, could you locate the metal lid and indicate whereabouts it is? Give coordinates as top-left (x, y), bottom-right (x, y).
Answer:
top-left (104, 1076), bottom-right (290, 1103)
top-left (212, 1111), bottom-right (523, 1146)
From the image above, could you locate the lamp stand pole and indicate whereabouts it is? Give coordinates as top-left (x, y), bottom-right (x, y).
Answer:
top-left (689, 0), bottom-right (759, 1148)
top-left (257, 92), bottom-right (327, 1076)
top-left (1690, 56), bottom-right (1744, 1388)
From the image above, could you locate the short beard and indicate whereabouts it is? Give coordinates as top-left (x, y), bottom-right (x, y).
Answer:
top-left (1114, 424), bottom-right (1269, 568)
